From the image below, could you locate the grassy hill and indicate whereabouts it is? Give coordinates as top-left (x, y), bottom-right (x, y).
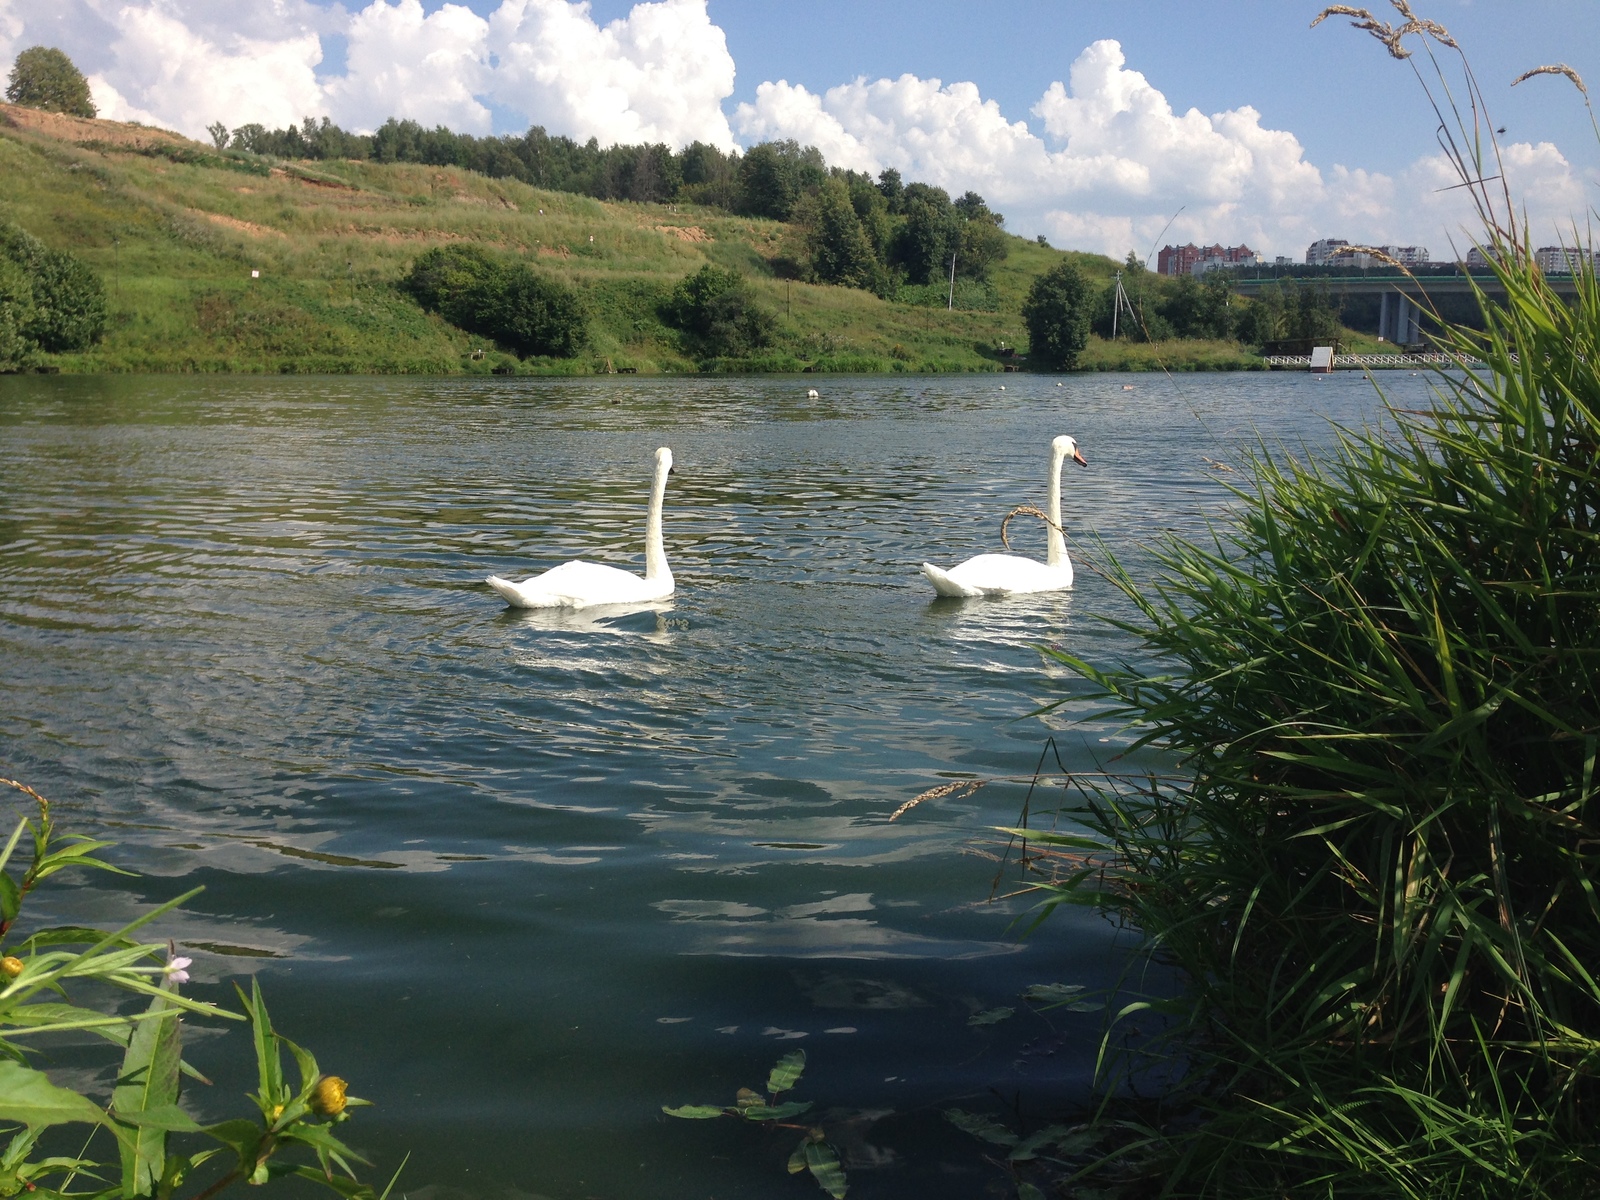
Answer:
top-left (0, 104), bottom-right (1262, 375)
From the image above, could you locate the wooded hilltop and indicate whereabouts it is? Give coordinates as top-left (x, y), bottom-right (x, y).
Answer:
top-left (0, 98), bottom-right (1361, 375)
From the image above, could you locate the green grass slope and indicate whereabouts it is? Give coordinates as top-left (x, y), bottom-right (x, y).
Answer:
top-left (0, 104), bottom-right (1261, 375)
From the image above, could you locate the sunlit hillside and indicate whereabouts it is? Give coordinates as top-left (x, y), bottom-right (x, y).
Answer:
top-left (0, 104), bottom-right (1260, 374)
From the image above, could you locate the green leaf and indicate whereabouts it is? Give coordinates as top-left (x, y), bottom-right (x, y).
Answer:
top-left (734, 1087), bottom-right (764, 1110)
top-left (2, 1002), bottom-right (134, 1045)
top-left (968, 1007), bottom-right (1015, 1026)
top-left (1021, 983), bottom-right (1084, 1004)
top-left (114, 1104), bottom-right (202, 1132)
top-left (19, 926), bottom-right (137, 951)
top-left (943, 1108), bottom-right (1018, 1147)
top-left (787, 1139), bottom-right (809, 1174)
top-left (284, 1035), bottom-right (320, 1099)
top-left (113, 982), bottom-right (184, 1197)
top-left (0, 819), bottom-right (26, 876)
top-left (992, 827), bottom-right (1108, 850)
top-left (241, 979), bottom-right (284, 1106)
top-left (278, 1119), bottom-right (369, 1166)
top-left (661, 1105), bottom-right (728, 1120)
top-left (0, 872), bottom-right (19, 925)
top-left (1017, 1185), bottom-right (1048, 1200)
top-left (1008, 1124), bottom-right (1092, 1161)
top-left (203, 1118), bottom-right (265, 1167)
top-left (739, 1101), bottom-right (812, 1121)
top-left (287, 1164), bottom-right (378, 1200)
top-left (766, 1049), bottom-right (806, 1096)
top-left (803, 1139), bottom-right (848, 1199)
top-left (0, 1061), bottom-right (105, 1129)
top-left (155, 1148), bottom-right (217, 1200)
top-left (1004, 1126), bottom-right (1068, 1164)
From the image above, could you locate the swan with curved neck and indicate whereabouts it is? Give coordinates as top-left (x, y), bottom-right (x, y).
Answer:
top-left (921, 435), bottom-right (1087, 598)
top-left (487, 447), bottom-right (675, 609)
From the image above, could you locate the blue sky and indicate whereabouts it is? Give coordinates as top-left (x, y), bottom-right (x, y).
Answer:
top-left (9, 0), bottom-right (1597, 258)
top-left (397, 0), bottom-right (1600, 176)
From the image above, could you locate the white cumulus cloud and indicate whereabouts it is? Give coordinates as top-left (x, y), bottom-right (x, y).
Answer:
top-left (487, 0), bottom-right (736, 148)
top-left (326, 0), bottom-right (492, 134)
top-left (87, 4), bottom-right (325, 135)
top-left (736, 38), bottom-right (1593, 261)
top-left (3, 7), bottom-right (1592, 259)
top-left (5, 0), bottom-right (736, 147)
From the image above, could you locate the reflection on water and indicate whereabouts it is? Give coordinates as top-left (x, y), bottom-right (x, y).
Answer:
top-left (0, 370), bottom-right (1414, 1199)
top-left (501, 598), bottom-right (678, 638)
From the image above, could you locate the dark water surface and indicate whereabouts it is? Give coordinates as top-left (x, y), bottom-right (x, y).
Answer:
top-left (0, 371), bottom-right (1424, 1198)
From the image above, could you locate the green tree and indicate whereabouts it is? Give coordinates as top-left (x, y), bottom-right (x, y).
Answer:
top-left (736, 140), bottom-right (825, 221)
top-left (5, 47), bottom-right (96, 117)
top-left (1289, 277), bottom-right (1343, 341)
top-left (1157, 272), bottom-right (1236, 339)
top-left (957, 216), bottom-right (1008, 282)
top-left (679, 141), bottom-right (740, 209)
top-left (798, 177), bottom-right (883, 291)
top-left (0, 223), bottom-right (107, 354)
top-left (0, 256), bottom-right (36, 371)
top-left (876, 168), bottom-right (905, 213)
top-left (660, 265), bottom-right (775, 360)
top-left (844, 172), bottom-right (892, 262)
top-left (402, 244), bottom-right (587, 358)
top-left (892, 195), bottom-right (960, 285)
top-left (1021, 260), bottom-right (1092, 369)
top-left (952, 190), bottom-right (998, 223)
top-left (467, 265), bottom-right (587, 358)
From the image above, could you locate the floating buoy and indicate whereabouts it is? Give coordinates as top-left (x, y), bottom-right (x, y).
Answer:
top-left (999, 385), bottom-right (1006, 390)
top-left (1123, 384), bottom-right (1134, 390)
top-left (806, 388), bottom-right (819, 399)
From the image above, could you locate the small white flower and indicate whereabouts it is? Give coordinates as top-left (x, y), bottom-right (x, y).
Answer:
top-left (165, 955), bottom-right (192, 985)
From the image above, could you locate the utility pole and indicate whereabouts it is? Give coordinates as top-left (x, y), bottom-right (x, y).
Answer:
top-left (112, 236), bottom-right (120, 305)
top-left (1110, 270), bottom-right (1135, 339)
top-left (947, 249), bottom-right (958, 311)
top-left (347, 260), bottom-right (354, 303)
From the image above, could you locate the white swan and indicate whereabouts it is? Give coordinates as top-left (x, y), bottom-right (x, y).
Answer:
top-left (486, 447), bottom-right (675, 609)
top-left (921, 435), bottom-right (1087, 598)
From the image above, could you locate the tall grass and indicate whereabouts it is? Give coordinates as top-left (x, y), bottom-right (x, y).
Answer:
top-left (1028, 8), bottom-right (1600, 1195)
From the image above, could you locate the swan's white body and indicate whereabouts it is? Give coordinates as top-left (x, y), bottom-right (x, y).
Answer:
top-left (922, 435), bottom-right (1087, 598)
top-left (487, 447), bottom-right (675, 609)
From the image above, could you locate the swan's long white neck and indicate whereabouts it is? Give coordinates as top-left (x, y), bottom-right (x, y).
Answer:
top-left (644, 456), bottom-right (672, 583)
top-left (1046, 446), bottom-right (1068, 567)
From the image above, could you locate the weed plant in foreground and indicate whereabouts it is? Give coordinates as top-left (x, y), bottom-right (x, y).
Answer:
top-left (0, 779), bottom-right (397, 1200)
top-left (1019, 7), bottom-right (1600, 1196)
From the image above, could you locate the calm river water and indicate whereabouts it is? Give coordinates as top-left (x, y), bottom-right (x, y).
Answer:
top-left (0, 370), bottom-right (1426, 1199)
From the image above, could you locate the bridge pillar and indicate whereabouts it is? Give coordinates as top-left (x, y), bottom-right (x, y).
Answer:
top-left (1380, 291), bottom-right (1422, 346)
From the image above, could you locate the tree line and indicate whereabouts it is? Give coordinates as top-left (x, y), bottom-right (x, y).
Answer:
top-left (214, 117), bottom-right (1008, 300)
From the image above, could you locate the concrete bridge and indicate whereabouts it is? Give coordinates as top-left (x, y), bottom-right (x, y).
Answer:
top-left (1229, 272), bottom-right (1580, 346)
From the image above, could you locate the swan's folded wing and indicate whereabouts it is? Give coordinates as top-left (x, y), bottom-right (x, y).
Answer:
top-left (488, 560), bottom-right (668, 609)
top-left (922, 562), bottom-right (982, 598)
top-left (927, 553), bottom-right (1073, 597)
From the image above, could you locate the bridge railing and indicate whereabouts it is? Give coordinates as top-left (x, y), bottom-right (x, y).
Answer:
top-left (1260, 352), bottom-right (1473, 369)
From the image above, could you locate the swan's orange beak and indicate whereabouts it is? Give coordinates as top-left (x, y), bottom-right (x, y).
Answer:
top-left (1072, 447), bottom-right (1088, 468)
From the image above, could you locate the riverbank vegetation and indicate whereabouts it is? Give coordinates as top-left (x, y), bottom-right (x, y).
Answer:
top-left (0, 220), bottom-right (105, 370)
top-left (0, 91), bottom-right (1350, 376)
top-left (0, 779), bottom-right (393, 1200)
top-left (1016, 11), bottom-right (1600, 1197)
